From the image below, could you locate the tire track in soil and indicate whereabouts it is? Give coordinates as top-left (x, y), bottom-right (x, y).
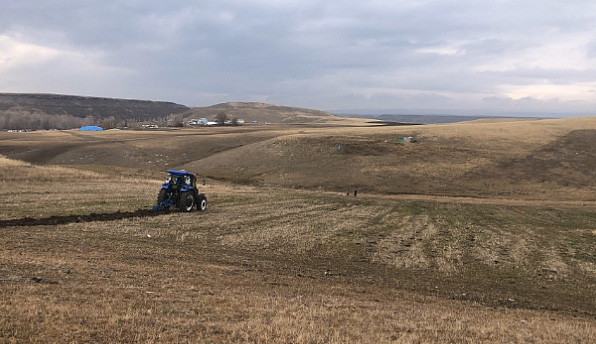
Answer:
top-left (0, 209), bottom-right (166, 228)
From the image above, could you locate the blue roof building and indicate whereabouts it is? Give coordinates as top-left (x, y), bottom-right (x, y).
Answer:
top-left (80, 126), bottom-right (104, 131)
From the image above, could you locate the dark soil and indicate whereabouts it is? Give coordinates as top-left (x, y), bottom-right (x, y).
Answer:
top-left (0, 209), bottom-right (164, 228)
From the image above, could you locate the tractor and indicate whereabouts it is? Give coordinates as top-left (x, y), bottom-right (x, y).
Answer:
top-left (153, 170), bottom-right (207, 212)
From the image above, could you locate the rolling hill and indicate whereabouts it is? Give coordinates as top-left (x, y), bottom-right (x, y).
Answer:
top-left (1, 114), bottom-right (595, 342)
top-left (2, 116), bottom-right (595, 201)
top-left (182, 102), bottom-right (344, 124)
top-left (182, 116), bottom-right (596, 200)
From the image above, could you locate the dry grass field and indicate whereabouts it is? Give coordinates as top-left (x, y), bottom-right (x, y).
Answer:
top-left (1, 116), bottom-right (595, 343)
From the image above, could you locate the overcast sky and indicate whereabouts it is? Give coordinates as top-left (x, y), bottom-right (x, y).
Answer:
top-left (1, 1), bottom-right (595, 116)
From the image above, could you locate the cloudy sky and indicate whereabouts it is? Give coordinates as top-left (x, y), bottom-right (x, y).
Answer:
top-left (1, 1), bottom-right (595, 116)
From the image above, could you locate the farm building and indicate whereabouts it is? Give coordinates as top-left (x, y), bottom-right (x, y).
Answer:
top-left (80, 126), bottom-right (104, 131)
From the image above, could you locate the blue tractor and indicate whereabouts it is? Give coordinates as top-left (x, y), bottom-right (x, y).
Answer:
top-left (153, 170), bottom-right (207, 212)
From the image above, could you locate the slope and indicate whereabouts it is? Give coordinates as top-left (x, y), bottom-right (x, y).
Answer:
top-left (183, 102), bottom-right (346, 124)
top-left (3, 116), bottom-right (596, 200)
top-left (184, 117), bottom-right (596, 200)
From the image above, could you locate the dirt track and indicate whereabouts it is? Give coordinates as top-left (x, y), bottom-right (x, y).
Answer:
top-left (0, 209), bottom-right (164, 228)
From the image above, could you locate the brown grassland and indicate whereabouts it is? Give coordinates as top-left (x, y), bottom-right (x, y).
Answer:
top-left (1, 115), bottom-right (595, 343)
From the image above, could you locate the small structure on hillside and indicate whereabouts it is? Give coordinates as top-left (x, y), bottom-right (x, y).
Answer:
top-left (398, 136), bottom-right (416, 143)
top-left (80, 126), bottom-right (104, 131)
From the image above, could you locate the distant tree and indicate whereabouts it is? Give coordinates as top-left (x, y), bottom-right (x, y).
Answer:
top-left (30, 117), bottom-right (40, 130)
top-left (130, 119), bottom-right (143, 129)
top-left (101, 116), bottom-right (117, 129)
top-left (14, 115), bottom-right (26, 130)
top-left (215, 112), bottom-right (228, 125)
top-left (1, 113), bottom-right (11, 130)
top-left (42, 118), bottom-right (51, 130)
top-left (169, 114), bottom-right (184, 127)
top-left (82, 115), bottom-right (95, 126)
top-left (231, 117), bottom-right (238, 126)
top-left (156, 116), bottom-right (168, 127)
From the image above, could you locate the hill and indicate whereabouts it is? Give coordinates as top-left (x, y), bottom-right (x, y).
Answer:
top-left (2, 116), bottom-right (596, 201)
top-left (0, 93), bottom-right (189, 130)
top-left (183, 116), bottom-right (596, 200)
top-left (183, 102), bottom-right (343, 124)
top-left (1, 116), bottom-right (595, 342)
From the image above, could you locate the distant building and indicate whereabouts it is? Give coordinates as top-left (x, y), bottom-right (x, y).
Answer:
top-left (80, 126), bottom-right (104, 131)
top-left (188, 118), bottom-right (208, 125)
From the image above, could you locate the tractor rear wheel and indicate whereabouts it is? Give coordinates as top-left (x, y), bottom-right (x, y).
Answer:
top-left (197, 195), bottom-right (207, 211)
top-left (157, 189), bottom-right (170, 210)
top-left (179, 191), bottom-right (195, 212)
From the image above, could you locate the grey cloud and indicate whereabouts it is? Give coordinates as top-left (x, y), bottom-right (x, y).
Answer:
top-left (1, 0), bottom-right (595, 115)
top-left (588, 40), bottom-right (596, 59)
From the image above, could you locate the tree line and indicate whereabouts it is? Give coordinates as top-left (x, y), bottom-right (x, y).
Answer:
top-left (0, 109), bottom-right (171, 131)
top-left (0, 110), bottom-right (239, 131)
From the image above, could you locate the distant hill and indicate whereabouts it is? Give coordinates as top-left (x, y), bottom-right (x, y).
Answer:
top-left (0, 95), bottom-right (350, 130)
top-left (0, 93), bottom-right (189, 130)
top-left (0, 93), bottom-right (189, 120)
top-left (376, 114), bottom-right (488, 124)
top-left (183, 102), bottom-right (338, 124)
top-left (376, 114), bottom-right (550, 124)
top-left (335, 113), bottom-right (543, 124)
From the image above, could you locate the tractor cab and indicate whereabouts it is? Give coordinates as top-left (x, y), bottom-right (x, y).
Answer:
top-left (163, 170), bottom-right (196, 188)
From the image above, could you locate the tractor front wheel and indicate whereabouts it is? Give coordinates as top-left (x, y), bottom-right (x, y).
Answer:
top-left (179, 191), bottom-right (195, 212)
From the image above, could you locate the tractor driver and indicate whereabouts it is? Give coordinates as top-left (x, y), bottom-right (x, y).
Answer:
top-left (168, 174), bottom-right (180, 190)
